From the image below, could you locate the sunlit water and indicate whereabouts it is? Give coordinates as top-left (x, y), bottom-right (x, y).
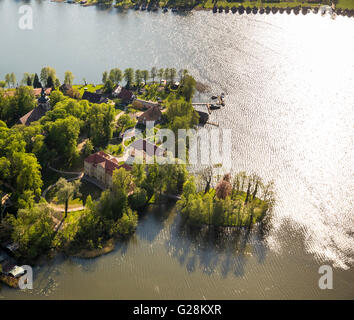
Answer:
top-left (0, 0), bottom-right (353, 299)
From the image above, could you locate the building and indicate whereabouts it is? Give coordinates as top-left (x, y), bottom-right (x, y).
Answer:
top-left (33, 87), bottom-right (52, 97)
top-left (137, 105), bottom-right (162, 125)
top-left (82, 91), bottom-right (108, 104)
top-left (127, 139), bottom-right (165, 164)
top-left (59, 83), bottom-right (72, 95)
top-left (84, 151), bottom-right (131, 188)
top-left (18, 87), bottom-right (51, 126)
top-left (133, 98), bottom-right (160, 110)
top-left (112, 85), bottom-right (134, 103)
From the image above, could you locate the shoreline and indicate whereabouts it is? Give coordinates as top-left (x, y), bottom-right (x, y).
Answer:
top-left (57, 1), bottom-right (354, 18)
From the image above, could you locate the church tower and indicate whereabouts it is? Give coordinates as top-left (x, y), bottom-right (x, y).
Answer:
top-left (38, 87), bottom-right (50, 111)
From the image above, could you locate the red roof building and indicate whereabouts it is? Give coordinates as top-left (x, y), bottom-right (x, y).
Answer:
top-left (84, 151), bottom-right (131, 188)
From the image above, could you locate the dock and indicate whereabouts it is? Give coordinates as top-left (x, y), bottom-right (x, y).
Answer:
top-left (192, 103), bottom-right (212, 114)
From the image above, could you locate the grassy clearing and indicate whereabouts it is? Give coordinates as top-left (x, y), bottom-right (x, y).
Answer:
top-left (105, 143), bottom-right (124, 156)
top-left (72, 84), bottom-right (104, 97)
top-left (200, 0), bottom-right (323, 9)
top-left (336, 0), bottom-right (354, 10)
top-left (47, 180), bottom-right (102, 209)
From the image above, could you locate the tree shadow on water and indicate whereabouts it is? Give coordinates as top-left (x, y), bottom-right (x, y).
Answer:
top-left (165, 215), bottom-right (269, 278)
top-left (136, 202), bottom-right (175, 242)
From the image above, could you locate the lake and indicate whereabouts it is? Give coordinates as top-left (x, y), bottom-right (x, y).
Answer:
top-left (0, 0), bottom-right (353, 299)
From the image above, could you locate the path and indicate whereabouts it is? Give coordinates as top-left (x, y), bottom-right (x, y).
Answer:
top-left (41, 166), bottom-right (85, 221)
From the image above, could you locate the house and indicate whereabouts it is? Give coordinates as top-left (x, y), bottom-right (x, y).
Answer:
top-left (133, 98), bottom-right (160, 110)
top-left (84, 151), bottom-right (131, 188)
top-left (113, 85), bottom-right (134, 103)
top-left (59, 83), bottom-right (72, 95)
top-left (82, 91), bottom-right (108, 104)
top-left (18, 87), bottom-right (51, 126)
top-left (127, 139), bottom-right (165, 163)
top-left (33, 87), bottom-right (52, 97)
top-left (137, 105), bottom-right (162, 125)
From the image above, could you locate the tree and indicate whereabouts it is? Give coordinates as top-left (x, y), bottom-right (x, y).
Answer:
top-left (141, 70), bottom-right (149, 85)
top-left (135, 69), bottom-right (142, 89)
top-left (49, 90), bottom-right (65, 108)
top-left (55, 177), bottom-right (81, 218)
top-left (129, 187), bottom-right (147, 210)
top-left (82, 139), bottom-right (94, 157)
top-left (158, 68), bottom-right (164, 85)
top-left (22, 72), bottom-right (33, 86)
top-left (87, 103), bottom-right (114, 147)
top-left (12, 151), bottom-right (43, 198)
top-left (131, 162), bottom-right (146, 187)
top-left (200, 165), bottom-right (213, 194)
top-left (109, 68), bottom-right (122, 84)
top-left (102, 71), bottom-right (108, 84)
top-left (10, 203), bottom-right (55, 260)
top-left (178, 75), bottom-right (196, 101)
top-left (178, 69), bottom-right (188, 82)
top-left (33, 73), bottom-right (41, 88)
top-left (165, 100), bottom-right (199, 134)
top-left (2, 86), bottom-right (36, 125)
top-left (45, 116), bottom-right (80, 163)
top-left (47, 76), bottom-right (54, 88)
top-left (10, 73), bottom-right (16, 87)
top-left (115, 207), bottom-right (138, 237)
top-left (64, 71), bottom-right (74, 85)
top-left (55, 78), bottom-right (61, 88)
top-left (150, 67), bottom-right (157, 83)
top-left (169, 68), bottom-right (177, 85)
top-left (124, 68), bottom-right (134, 88)
top-left (103, 79), bottom-right (114, 94)
top-left (5, 74), bottom-right (11, 88)
top-left (163, 68), bottom-right (170, 84)
top-left (40, 66), bottom-right (57, 87)
top-left (215, 174), bottom-right (232, 200)
top-left (0, 81), bottom-right (6, 88)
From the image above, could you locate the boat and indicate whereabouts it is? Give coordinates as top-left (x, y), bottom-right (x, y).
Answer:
top-left (163, 7), bottom-right (168, 13)
top-left (210, 104), bottom-right (220, 110)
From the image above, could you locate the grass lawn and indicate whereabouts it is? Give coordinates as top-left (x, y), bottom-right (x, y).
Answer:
top-left (47, 180), bottom-right (102, 209)
top-left (336, 0), bottom-right (354, 10)
top-left (72, 84), bottom-right (104, 97)
top-left (200, 0), bottom-right (323, 9)
top-left (105, 142), bottom-right (125, 156)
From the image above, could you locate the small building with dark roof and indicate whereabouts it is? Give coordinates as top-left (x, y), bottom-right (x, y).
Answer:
top-left (113, 86), bottom-right (134, 103)
top-left (127, 139), bottom-right (165, 164)
top-left (137, 105), bottom-right (162, 125)
top-left (59, 84), bottom-right (72, 95)
top-left (82, 91), bottom-right (108, 104)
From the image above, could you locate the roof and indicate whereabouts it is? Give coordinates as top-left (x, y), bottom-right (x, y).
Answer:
top-left (9, 265), bottom-right (25, 278)
top-left (130, 139), bottom-right (164, 157)
top-left (18, 106), bottom-right (47, 126)
top-left (33, 87), bottom-right (52, 96)
top-left (82, 91), bottom-right (108, 104)
top-left (84, 151), bottom-right (131, 176)
top-left (138, 105), bottom-right (162, 123)
top-left (3, 90), bottom-right (16, 97)
top-left (59, 84), bottom-right (72, 93)
top-left (117, 87), bottom-right (133, 102)
top-left (135, 99), bottom-right (159, 109)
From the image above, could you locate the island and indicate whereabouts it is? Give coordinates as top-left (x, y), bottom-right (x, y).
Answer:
top-left (0, 66), bottom-right (274, 288)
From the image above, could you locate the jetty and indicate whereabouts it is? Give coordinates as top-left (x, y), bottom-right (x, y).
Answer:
top-left (192, 93), bottom-right (225, 115)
